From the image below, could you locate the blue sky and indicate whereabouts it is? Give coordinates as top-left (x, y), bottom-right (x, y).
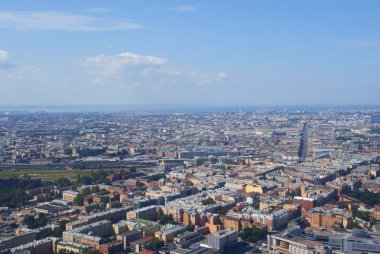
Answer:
top-left (0, 0), bottom-right (379, 105)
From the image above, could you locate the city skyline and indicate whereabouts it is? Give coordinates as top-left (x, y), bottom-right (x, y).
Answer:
top-left (1, 0), bottom-right (380, 105)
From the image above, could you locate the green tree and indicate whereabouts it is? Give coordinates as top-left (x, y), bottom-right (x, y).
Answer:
top-left (53, 220), bottom-right (69, 237)
top-left (159, 214), bottom-right (175, 225)
top-left (23, 213), bottom-right (48, 229)
top-left (112, 202), bottom-right (122, 208)
top-left (74, 195), bottom-right (84, 206)
top-left (186, 224), bottom-right (195, 231)
top-left (352, 208), bottom-right (371, 222)
top-left (77, 148), bottom-right (106, 157)
top-left (202, 197), bottom-right (216, 206)
top-left (147, 173), bottom-right (166, 181)
top-left (57, 178), bottom-right (71, 187)
top-left (0, 186), bottom-right (28, 208)
top-left (346, 220), bottom-right (362, 229)
top-left (349, 189), bottom-right (380, 206)
top-left (91, 170), bottom-right (111, 185)
top-left (239, 226), bottom-right (268, 243)
top-left (77, 175), bottom-right (92, 185)
top-left (23, 214), bottom-right (35, 227)
top-left (144, 237), bottom-right (164, 251)
top-left (64, 148), bottom-right (73, 155)
top-left (289, 188), bottom-right (301, 197)
top-left (35, 213), bottom-right (48, 228)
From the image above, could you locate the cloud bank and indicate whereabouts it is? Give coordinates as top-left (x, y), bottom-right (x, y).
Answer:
top-left (0, 50), bottom-right (228, 104)
top-left (0, 11), bottom-right (142, 31)
top-left (85, 51), bottom-right (227, 88)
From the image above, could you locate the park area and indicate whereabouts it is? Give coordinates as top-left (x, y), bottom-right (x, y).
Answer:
top-left (0, 169), bottom-right (93, 181)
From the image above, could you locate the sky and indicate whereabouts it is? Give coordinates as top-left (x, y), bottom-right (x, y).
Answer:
top-left (0, 0), bottom-right (379, 106)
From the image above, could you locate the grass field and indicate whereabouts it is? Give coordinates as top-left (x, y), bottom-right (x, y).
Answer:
top-left (0, 169), bottom-right (94, 181)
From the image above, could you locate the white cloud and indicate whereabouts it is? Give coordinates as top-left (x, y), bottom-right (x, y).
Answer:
top-left (216, 72), bottom-right (228, 81)
top-left (337, 40), bottom-right (380, 48)
top-left (0, 49), bottom-right (14, 69)
top-left (0, 50), bottom-right (9, 60)
top-left (85, 52), bottom-right (167, 75)
top-left (118, 52), bottom-right (167, 65)
top-left (84, 51), bottom-right (227, 88)
top-left (0, 50), bottom-right (229, 104)
top-left (0, 11), bottom-right (142, 31)
top-left (1, 49), bottom-right (227, 102)
top-left (167, 5), bottom-right (197, 12)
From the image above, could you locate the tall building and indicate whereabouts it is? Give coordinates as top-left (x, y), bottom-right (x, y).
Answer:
top-left (204, 229), bottom-right (238, 252)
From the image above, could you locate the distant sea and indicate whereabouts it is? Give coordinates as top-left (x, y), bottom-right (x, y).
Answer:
top-left (0, 104), bottom-right (379, 113)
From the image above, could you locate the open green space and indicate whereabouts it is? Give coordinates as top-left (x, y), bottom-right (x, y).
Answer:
top-left (0, 169), bottom-right (93, 181)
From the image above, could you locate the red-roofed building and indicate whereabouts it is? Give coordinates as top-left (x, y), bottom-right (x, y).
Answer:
top-left (140, 249), bottom-right (156, 254)
top-left (99, 240), bottom-right (123, 254)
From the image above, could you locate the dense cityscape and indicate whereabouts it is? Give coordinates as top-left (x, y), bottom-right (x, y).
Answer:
top-left (1, 0), bottom-right (380, 253)
top-left (0, 108), bottom-right (380, 254)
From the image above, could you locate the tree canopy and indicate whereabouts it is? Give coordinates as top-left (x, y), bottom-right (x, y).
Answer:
top-left (349, 189), bottom-right (380, 206)
top-left (23, 213), bottom-right (48, 229)
top-left (239, 226), bottom-right (268, 243)
top-left (145, 237), bottom-right (164, 251)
